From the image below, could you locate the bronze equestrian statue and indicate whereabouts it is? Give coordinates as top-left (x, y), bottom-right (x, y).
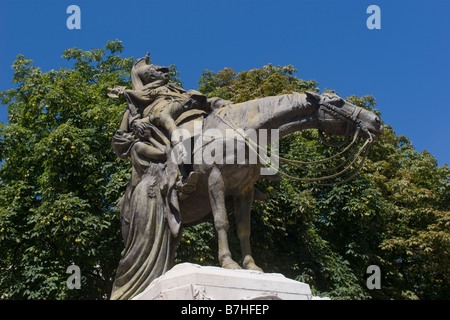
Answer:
top-left (108, 54), bottom-right (383, 299)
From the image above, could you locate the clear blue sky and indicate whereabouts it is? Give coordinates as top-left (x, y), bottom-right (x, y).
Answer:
top-left (1, 0), bottom-right (449, 166)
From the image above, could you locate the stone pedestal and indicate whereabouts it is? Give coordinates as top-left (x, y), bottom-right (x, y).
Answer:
top-left (132, 263), bottom-right (329, 300)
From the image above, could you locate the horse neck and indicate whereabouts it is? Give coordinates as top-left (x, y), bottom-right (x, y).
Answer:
top-left (217, 92), bottom-right (318, 140)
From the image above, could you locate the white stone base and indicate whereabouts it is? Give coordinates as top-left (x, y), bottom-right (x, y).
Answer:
top-left (132, 263), bottom-right (329, 300)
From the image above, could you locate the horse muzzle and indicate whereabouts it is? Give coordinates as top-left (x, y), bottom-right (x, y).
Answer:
top-left (357, 110), bottom-right (384, 141)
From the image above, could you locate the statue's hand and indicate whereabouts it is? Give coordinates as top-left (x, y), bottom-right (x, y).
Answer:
top-left (107, 86), bottom-right (126, 98)
top-left (132, 119), bottom-right (152, 139)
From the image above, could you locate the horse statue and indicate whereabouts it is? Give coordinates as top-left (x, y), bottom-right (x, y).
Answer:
top-left (174, 90), bottom-right (383, 270)
top-left (108, 57), bottom-right (383, 299)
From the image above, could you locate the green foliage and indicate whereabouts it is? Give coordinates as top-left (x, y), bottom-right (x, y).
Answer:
top-left (198, 64), bottom-right (319, 102)
top-left (0, 41), bottom-right (133, 299)
top-left (168, 64), bottom-right (183, 87)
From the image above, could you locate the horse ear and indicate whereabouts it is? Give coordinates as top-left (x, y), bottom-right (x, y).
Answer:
top-left (305, 91), bottom-right (321, 101)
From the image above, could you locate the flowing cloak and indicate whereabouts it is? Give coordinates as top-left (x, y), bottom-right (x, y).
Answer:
top-left (110, 128), bottom-right (179, 300)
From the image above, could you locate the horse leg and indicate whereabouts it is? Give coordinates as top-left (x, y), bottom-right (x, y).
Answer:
top-left (208, 167), bottom-right (241, 269)
top-left (234, 189), bottom-right (264, 272)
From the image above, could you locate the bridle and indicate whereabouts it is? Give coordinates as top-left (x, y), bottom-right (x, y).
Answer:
top-left (319, 99), bottom-right (363, 127)
top-left (317, 99), bottom-right (367, 148)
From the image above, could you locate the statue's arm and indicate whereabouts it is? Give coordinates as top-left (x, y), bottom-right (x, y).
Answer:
top-left (124, 89), bottom-right (154, 103)
top-left (134, 142), bottom-right (166, 161)
top-left (107, 86), bottom-right (156, 105)
top-left (149, 137), bottom-right (168, 154)
top-left (118, 109), bottom-right (130, 131)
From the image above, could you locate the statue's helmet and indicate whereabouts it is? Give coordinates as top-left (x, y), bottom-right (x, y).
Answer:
top-left (131, 52), bottom-right (169, 89)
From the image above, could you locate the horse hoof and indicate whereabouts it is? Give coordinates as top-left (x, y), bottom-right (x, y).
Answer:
top-left (243, 257), bottom-right (264, 273)
top-left (244, 263), bottom-right (264, 273)
top-left (222, 260), bottom-right (242, 270)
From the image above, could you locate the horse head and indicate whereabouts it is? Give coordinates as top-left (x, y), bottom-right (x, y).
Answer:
top-left (305, 91), bottom-right (383, 145)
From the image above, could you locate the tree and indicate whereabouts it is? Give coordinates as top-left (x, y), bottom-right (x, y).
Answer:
top-left (0, 41), bottom-right (134, 299)
top-left (376, 135), bottom-right (450, 299)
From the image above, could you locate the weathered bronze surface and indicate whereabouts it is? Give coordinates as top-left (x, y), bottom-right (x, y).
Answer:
top-left (108, 54), bottom-right (383, 299)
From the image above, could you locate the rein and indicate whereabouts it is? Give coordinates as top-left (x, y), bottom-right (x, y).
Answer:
top-left (208, 99), bottom-right (373, 186)
top-left (272, 100), bottom-right (373, 186)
